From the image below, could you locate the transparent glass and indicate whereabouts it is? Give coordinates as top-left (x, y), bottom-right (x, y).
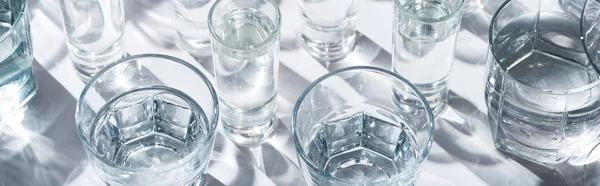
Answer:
top-left (560, 0), bottom-right (586, 17)
top-left (58, 0), bottom-right (126, 81)
top-left (292, 66), bottom-right (434, 185)
top-left (172, 0), bottom-right (215, 57)
top-left (298, 0), bottom-right (358, 61)
top-left (0, 0), bottom-right (36, 122)
top-left (392, 0), bottom-right (465, 115)
top-left (208, 0), bottom-right (281, 146)
top-left (486, 0), bottom-right (600, 167)
top-left (75, 54), bottom-right (218, 186)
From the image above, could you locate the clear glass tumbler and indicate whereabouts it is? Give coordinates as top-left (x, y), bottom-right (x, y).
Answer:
top-left (486, 0), bottom-right (600, 167)
top-left (392, 0), bottom-right (465, 115)
top-left (58, 0), bottom-right (126, 81)
top-left (172, 0), bottom-right (215, 57)
top-left (208, 0), bottom-right (280, 146)
top-left (75, 54), bottom-right (218, 185)
top-left (0, 0), bottom-right (36, 121)
top-left (298, 0), bottom-right (358, 61)
top-left (292, 66), bottom-right (434, 185)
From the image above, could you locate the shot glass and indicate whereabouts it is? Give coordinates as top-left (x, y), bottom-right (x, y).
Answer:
top-left (298, 0), bottom-right (358, 61)
top-left (0, 0), bottom-right (36, 120)
top-left (75, 54), bottom-right (218, 185)
top-left (58, 0), bottom-right (126, 81)
top-left (392, 0), bottom-right (465, 115)
top-left (172, 0), bottom-right (215, 57)
top-left (292, 66), bottom-right (434, 185)
top-left (486, 0), bottom-right (600, 167)
top-left (208, 0), bottom-right (281, 146)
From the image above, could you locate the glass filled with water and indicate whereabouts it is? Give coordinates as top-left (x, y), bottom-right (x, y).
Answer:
top-left (172, 0), bottom-right (215, 57)
top-left (292, 66), bottom-right (434, 185)
top-left (208, 0), bottom-right (280, 146)
top-left (58, 0), bottom-right (126, 82)
top-left (0, 0), bottom-right (36, 121)
top-left (298, 0), bottom-right (358, 61)
top-left (486, 0), bottom-right (600, 167)
top-left (75, 54), bottom-right (219, 185)
top-left (392, 0), bottom-right (465, 115)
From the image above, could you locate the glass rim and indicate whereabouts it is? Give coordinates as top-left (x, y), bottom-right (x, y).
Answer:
top-left (207, 0), bottom-right (282, 51)
top-left (394, 0), bottom-right (465, 23)
top-left (291, 66), bottom-right (435, 184)
top-left (489, 0), bottom-right (600, 95)
top-left (0, 0), bottom-right (27, 42)
top-left (76, 54), bottom-right (219, 172)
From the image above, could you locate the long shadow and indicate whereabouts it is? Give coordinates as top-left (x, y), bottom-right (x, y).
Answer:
top-left (0, 62), bottom-right (85, 186)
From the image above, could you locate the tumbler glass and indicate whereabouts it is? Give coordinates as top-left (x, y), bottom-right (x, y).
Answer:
top-left (486, 0), bottom-right (600, 167)
top-left (208, 0), bottom-right (280, 146)
top-left (298, 0), bottom-right (358, 61)
top-left (75, 54), bottom-right (218, 185)
top-left (0, 0), bottom-right (36, 121)
top-left (392, 0), bottom-right (465, 115)
top-left (58, 0), bottom-right (126, 81)
top-left (172, 0), bottom-right (215, 57)
top-left (292, 66), bottom-right (434, 185)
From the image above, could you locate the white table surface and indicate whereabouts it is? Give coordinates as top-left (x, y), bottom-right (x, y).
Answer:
top-left (0, 0), bottom-right (592, 185)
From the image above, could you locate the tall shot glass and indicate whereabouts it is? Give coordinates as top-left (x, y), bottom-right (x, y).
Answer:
top-left (0, 0), bottom-right (36, 120)
top-left (208, 0), bottom-right (281, 146)
top-left (58, 0), bottom-right (126, 81)
top-left (75, 54), bottom-right (218, 185)
top-left (486, 0), bottom-right (600, 167)
top-left (292, 66), bottom-right (434, 185)
top-left (298, 0), bottom-right (358, 61)
top-left (392, 0), bottom-right (465, 115)
top-left (172, 0), bottom-right (215, 57)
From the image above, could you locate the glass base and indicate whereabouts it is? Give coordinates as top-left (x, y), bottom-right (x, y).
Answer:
top-left (414, 81), bottom-right (448, 116)
top-left (489, 112), bottom-right (570, 168)
top-left (300, 28), bottom-right (357, 62)
top-left (175, 33), bottom-right (212, 58)
top-left (0, 68), bottom-right (36, 124)
top-left (223, 116), bottom-right (277, 147)
top-left (69, 42), bottom-right (126, 82)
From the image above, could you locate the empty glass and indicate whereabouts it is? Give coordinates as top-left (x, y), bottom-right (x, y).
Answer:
top-left (0, 0), bottom-right (36, 121)
top-left (75, 54), bottom-right (218, 185)
top-left (392, 0), bottom-right (465, 115)
top-left (486, 0), bottom-right (600, 167)
top-left (292, 66), bottom-right (434, 185)
top-left (172, 0), bottom-right (215, 57)
top-left (58, 0), bottom-right (126, 81)
top-left (208, 0), bottom-right (280, 146)
top-left (298, 0), bottom-right (358, 61)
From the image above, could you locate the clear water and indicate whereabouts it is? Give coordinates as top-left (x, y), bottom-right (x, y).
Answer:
top-left (59, 0), bottom-right (126, 77)
top-left (299, 0), bottom-right (358, 60)
top-left (486, 12), bottom-right (600, 166)
top-left (90, 87), bottom-right (211, 185)
top-left (173, 0), bottom-right (213, 57)
top-left (0, 0), bottom-right (36, 120)
top-left (392, 1), bottom-right (461, 114)
top-left (212, 8), bottom-right (278, 145)
top-left (306, 111), bottom-right (419, 185)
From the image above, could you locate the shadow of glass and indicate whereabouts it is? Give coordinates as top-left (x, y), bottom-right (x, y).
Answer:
top-left (0, 62), bottom-right (86, 186)
top-left (125, 0), bottom-right (178, 49)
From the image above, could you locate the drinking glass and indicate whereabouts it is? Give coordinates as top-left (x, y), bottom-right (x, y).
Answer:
top-left (486, 0), bottom-right (600, 167)
top-left (292, 66), bottom-right (434, 185)
top-left (58, 0), bottom-right (126, 81)
top-left (75, 54), bottom-right (218, 185)
top-left (392, 0), bottom-right (465, 115)
top-left (172, 0), bottom-right (215, 57)
top-left (208, 0), bottom-right (280, 146)
top-left (298, 0), bottom-right (358, 61)
top-left (0, 0), bottom-right (36, 121)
